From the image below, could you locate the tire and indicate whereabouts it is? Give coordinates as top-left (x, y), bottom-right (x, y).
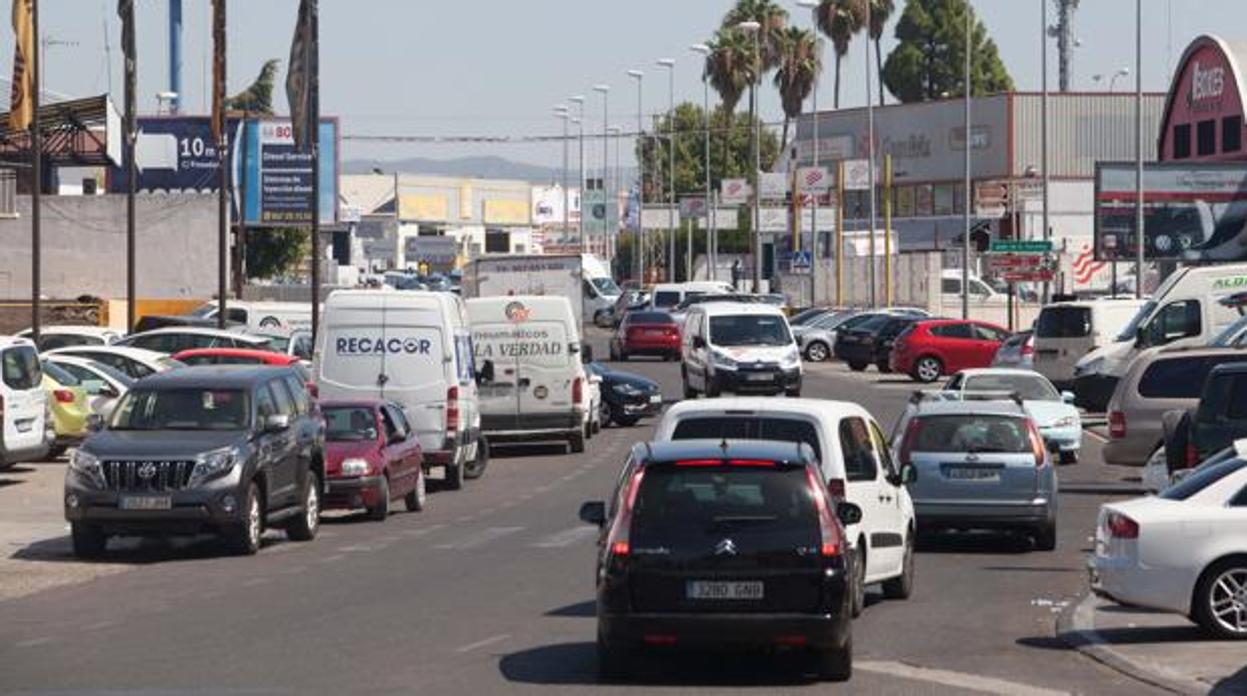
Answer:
top-left (850, 543), bottom-right (866, 618)
top-left (614, 414), bottom-right (641, 427)
top-left (599, 400), bottom-right (613, 427)
top-left (1059, 450), bottom-right (1079, 465)
top-left (366, 475), bottom-right (391, 522)
top-left (404, 469), bottom-right (426, 512)
top-left (881, 530), bottom-right (915, 600)
top-left (1033, 521), bottom-right (1057, 552)
top-left (70, 522), bottom-right (107, 559)
top-left (805, 341), bottom-right (830, 362)
top-left (785, 387), bottom-right (801, 398)
top-left (48, 445), bottom-right (67, 460)
top-left (226, 481), bottom-right (263, 555)
top-left (1192, 556), bottom-right (1247, 640)
top-left (876, 360), bottom-right (893, 374)
top-left (913, 356), bottom-right (943, 383)
top-left (682, 371), bottom-right (697, 399)
top-left (848, 361), bottom-right (868, 372)
top-left (287, 472), bottom-right (321, 541)
top-left (464, 438), bottom-right (489, 480)
top-left (596, 633), bottom-right (629, 682)
top-left (584, 419), bottom-right (593, 441)
top-left (706, 374), bottom-right (721, 398)
top-left (814, 635), bottom-right (853, 682)
top-left (443, 456), bottom-right (465, 491)
top-left (592, 415), bottom-right (601, 435)
top-left (569, 432), bottom-right (586, 454)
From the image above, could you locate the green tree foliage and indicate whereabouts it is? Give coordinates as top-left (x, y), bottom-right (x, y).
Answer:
top-left (721, 0), bottom-right (790, 75)
top-left (704, 27), bottom-right (754, 115)
top-left (881, 0), bottom-right (1014, 103)
top-left (814, 0), bottom-right (866, 108)
top-left (225, 59), bottom-right (279, 115)
top-left (774, 27), bottom-right (822, 147)
top-left (867, 0), bottom-right (896, 105)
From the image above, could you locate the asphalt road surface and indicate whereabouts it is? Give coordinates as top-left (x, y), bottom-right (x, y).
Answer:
top-left (0, 332), bottom-right (1166, 695)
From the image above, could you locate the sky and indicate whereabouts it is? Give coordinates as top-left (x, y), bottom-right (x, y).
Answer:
top-left (20, 0), bottom-right (1247, 173)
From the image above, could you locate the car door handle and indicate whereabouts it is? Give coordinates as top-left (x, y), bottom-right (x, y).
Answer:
top-left (518, 378), bottom-right (531, 388)
top-left (878, 494), bottom-right (893, 503)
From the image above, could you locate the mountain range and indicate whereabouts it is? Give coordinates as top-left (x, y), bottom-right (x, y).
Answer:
top-left (343, 155), bottom-right (635, 185)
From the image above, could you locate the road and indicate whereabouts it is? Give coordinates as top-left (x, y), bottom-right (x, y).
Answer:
top-left (0, 331), bottom-right (1165, 695)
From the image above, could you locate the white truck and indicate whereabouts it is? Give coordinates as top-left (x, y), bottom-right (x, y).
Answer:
top-left (462, 253), bottom-right (619, 323)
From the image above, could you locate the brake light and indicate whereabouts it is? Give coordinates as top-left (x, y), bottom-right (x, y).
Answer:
top-left (673, 458), bottom-right (776, 467)
top-left (1027, 421), bottom-right (1048, 468)
top-left (446, 386), bottom-right (460, 432)
top-left (1105, 512), bottom-right (1139, 539)
top-left (1022, 340), bottom-right (1034, 356)
top-left (1184, 441), bottom-right (1200, 469)
top-left (572, 377), bottom-right (583, 405)
top-left (805, 467), bottom-right (843, 557)
top-left (1108, 411), bottom-right (1126, 439)
top-left (54, 389), bottom-right (75, 404)
top-left (826, 478), bottom-right (846, 499)
top-left (899, 418), bottom-right (923, 466)
top-left (604, 467), bottom-right (646, 571)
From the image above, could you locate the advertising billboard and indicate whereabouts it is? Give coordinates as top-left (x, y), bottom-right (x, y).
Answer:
top-left (237, 118), bottom-right (339, 227)
top-left (1095, 162), bottom-right (1247, 262)
top-left (107, 116), bottom-right (240, 193)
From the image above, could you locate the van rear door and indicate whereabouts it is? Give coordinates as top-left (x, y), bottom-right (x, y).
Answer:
top-left (1034, 305), bottom-right (1092, 385)
top-left (514, 316), bottom-right (575, 426)
top-left (378, 309), bottom-right (449, 455)
top-left (471, 321), bottom-right (522, 432)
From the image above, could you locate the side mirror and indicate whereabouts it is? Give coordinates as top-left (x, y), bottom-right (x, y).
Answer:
top-left (579, 500), bottom-right (607, 527)
top-left (692, 336), bottom-right (707, 349)
top-left (86, 413), bottom-right (105, 432)
top-left (581, 343), bottom-right (594, 364)
top-left (264, 414), bottom-right (291, 433)
top-left (897, 463), bottom-right (917, 485)
top-left (1061, 391), bottom-right (1076, 404)
top-left (835, 502), bottom-right (863, 527)
top-left (1135, 325), bottom-right (1148, 348)
top-left (476, 359), bottom-right (495, 384)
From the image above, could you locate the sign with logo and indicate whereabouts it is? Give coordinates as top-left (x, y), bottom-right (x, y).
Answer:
top-left (107, 116), bottom-right (239, 193)
top-left (403, 235), bottom-right (457, 270)
top-left (790, 250), bottom-right (813, 274)
top-left (237, 118), bottom-right (340, 227)
top-left (758, 172), bottom-right (789, 200)
top-left (843, 159), bottom-right (872, 191)
top-left (759, 207), bottom-right (789, 232)
top-left (975, 181), bottom-right (1009, 218)
top-left (797, 166), bottom-right (831, 194)
top-left (720, 178), bottom-right (751, 204)
top-left (333, 332), bottom-right (436, 357)
top-left (679, 197), bottom-right (707, 220)
top-left (504, 300), bottom-right (531, 323)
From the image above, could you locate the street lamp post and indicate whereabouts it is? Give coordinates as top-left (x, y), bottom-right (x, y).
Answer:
top-left (627, 69), bottom-right (644, 284)
top-left (865, 0), bottom-right (878, 308)
top-left (594, 85), bottom-right (611, 259)
top-left (657, 58), bottom-right (676, 282)
top-left (554, 105), bottom-right (570, 242)
top-left (1134, 0), bottom-right (1144, 298)
top-left (962, 3), bottom-right (972, 319)
top-left (1041, 0), bottom-right (1050, 304)
top-left (609, 124), bottom-right (623, 270)
top-left (1109, 67), bottom-right (1130, 93)
top-left (570, 95), bottom-right (586, 252)
top-left (797, 0), bottom-right (821, 308)
top-left (737, 20), bottom-right (762, 293)
top-left (691, 43), bottom-right (713, 282)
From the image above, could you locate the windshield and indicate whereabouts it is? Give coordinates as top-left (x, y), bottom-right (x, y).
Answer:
top-left (1211, 314), bottom-right (1247, 347)
top-left (323, 407), bottom-right (378, 442)
top-left (1160, 457), bottom-right (1247, 501)
top-left (962, 374), bottom-right (1059, 401)
top-left (263, 334), bottom-right (293, 352)
top-left (158, 357), bottom-right (187, 371)
top-left (591, 277), bottom-right (621, 297)
top-left (1116, 300), bottom-right (1155, 342)
top-left (709, 315), bottom-right (792, 347)
top-left (910, 414), bottom-right (1031, 454)
top-left (109, 388), bottom-right (250, 431)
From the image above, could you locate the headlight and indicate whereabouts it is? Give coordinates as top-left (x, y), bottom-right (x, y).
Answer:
top-left (613, 383), bottom-right (643, 396)
top-left (187, 446), bottom-right (240, 488)
top-left (340, 458), bottom-right (371, 477)
top-left (711, 350), bottom-right (737, 369)
top-left (780, 346), bottom-right (801, 367)
top-left (1050, 416), bottom-right (1079, 429)
top-left (69, 449), bottom-right (104, 488)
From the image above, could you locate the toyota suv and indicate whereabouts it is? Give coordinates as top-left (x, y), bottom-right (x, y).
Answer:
top-left (64, 365), bottom-right (325, 557)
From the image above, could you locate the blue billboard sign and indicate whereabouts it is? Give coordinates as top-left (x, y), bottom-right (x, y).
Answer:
top-left (107, 116), bottom-right (240, 193)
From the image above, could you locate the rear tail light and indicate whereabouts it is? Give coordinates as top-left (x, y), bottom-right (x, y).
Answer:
top-left (604, 467), bottom-right (646, 571)
top-left (826, 477), bottom-right (846, 499)
top-left (1022, 340), bottom-right (1034, 356)
top-left (1184, 441), bottom-right (1200, 469)
top-left (572, 377), bottom-right (584, 405)
top-left (804, 467), bottom-right (843, 557)
top-left (446, 386), bottom-right (460, 432)
top-left (1027, 421), bottom-right (1048, 468)
top-left (54, 389), bottom-right (75, 404)
top-left (1105, 512), bottom-right (1139, 539)
top-left (1108, 411), bottom-right (1126, 439)
top-left (898, 418), bottom-right (923, 466)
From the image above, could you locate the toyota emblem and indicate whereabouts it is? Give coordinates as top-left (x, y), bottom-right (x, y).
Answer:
top-left (137, 462), bottom-right (157, 480)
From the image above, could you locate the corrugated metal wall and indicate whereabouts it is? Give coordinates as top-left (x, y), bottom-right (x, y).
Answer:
top-left (1011, 93), bottom-right (1166, 179)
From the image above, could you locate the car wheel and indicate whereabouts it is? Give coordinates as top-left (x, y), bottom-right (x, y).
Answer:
top-left (367, 475), bottom-right (391, 522)
top-left (1033, 521), bottom-right (1057, 552)
top-left (596, 633), bottom-right (629, 682)
top-left (850, 543), bottom-right (866, 618)
top-left (805, 340), bottom-right (830, 362)
top-left (226, 481), bottom-right (263, 555)
top-left (1059, 450), bottom-right (1079, 465)
top-left (814, 635), bottom-right (852, 682)
top-left (70, 522), bottom-right (107, 559)
top-left (48, 445), bottom-right (67, 460)
top-left (599, 400), bottom-right (613, 427)
top-left (592, 413), bottom-right (601, 434)
top-left (876, 360), bottom-right (893, 374)
top-left (706, 375), bottom-right (721, 398)
top-left (1193, 556), bottom-right (1247, 640)
top-left (404, 469), bottom-right (426, 512)
top-left (569, 432), bottom-right (586, 454)
top-left (881, 529), bottom-right (915, 600)
top-left (848, 361), bottom-right (868, 372)
top-left (464, 438), bottom-right (489, 480)
top-left (913, 356), bottom-right (943, 383)
top-left (443, 457), bottom-right (465, 491)
top-left (785, 387), bottom-right (801, 398)
top-left (287, 473), bottom-right (321, 541)
top-left (682, 368), bottom-right (697, 399)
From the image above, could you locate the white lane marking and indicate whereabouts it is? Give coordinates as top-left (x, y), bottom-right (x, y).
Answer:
top-left (856, 660), bottom-right (1069, 696)
top-left (15, 637), bottom-right (54, 648)
top-left (337, 545), bottom-right (377, 553)
top-left (455, 515), bottom-right (476, 523)
top-left (241, 577), bottom-right (270, 587)
top-left (1083, 429), bottom-right (1109, 444)
top-left (317, 554), bottom-right (346, 563)
top-left (82, 621), bottom-right (116, 632)
top-left (530, 526), bottom-right (599, 548)
top-left (434, 526), bottom-right (524, 550)
top-left (454, 633), bottom-right (511, 654)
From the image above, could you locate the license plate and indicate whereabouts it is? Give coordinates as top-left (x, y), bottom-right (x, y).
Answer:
top-left (645, 329), bottom-right (666, 336)
top-left (649, 394), bottom-right (662, 404)
top-left (945, 466), bottom-right (1000, 481)
top-left (744, 373), bottom-right (773, 382)
top-left (120, 496), bottom-right (173, 511)
top-left (686, 581), bottom-right (764, 600)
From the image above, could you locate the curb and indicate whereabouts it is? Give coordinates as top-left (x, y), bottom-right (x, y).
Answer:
top-left (1056, 591), bottom-right (1209, 696)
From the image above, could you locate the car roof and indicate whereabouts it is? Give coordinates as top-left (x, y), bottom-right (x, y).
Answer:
top-left (171, 348), bottom-right (297, 365)
top-left (909, 398), bottom-right (1028, 418)
top-left (634, 438), bottom-right (816, 465)
top-left (135, 365), bottom-right (294, 389)
top-left (695, 302), bottom-right (787, 317)
top-left (18, 325), bottom-right (117, 337)
top-left (47, 345), bottom-right (168, 361)
top-left (0, 336), bottom-right (36, 350)
top-left (956, 368), bottom-right (1048, 379)
top-left (663, 397), bottom-right (871, 421)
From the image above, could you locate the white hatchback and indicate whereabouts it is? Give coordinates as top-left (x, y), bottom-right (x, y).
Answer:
top-left (653, 397), bottom-right (917, 617)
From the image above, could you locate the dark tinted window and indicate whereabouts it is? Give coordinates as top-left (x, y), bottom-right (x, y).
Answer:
top-left (671, 417), bottom-right (821, 461)
top-left (1173, 124), bottom-right (1191, 159)
top-left (941, 278), bottom-right (959, 294)
top-left (1036, 307), bottom-right (1091, 338)
top-left (1160, 458), bottom-right (1247, 501)
top-left (879, 319), bottom-right (915, 339)
top-left (1197, 119), bottom-right (1217, 156)
top-left (630, 465), bottom-right (818, 538)
top-left (854, 315), bottom-right (891, 333)
top-left (653, 291), bottom-right (681, 308)
top-left (1139, 355), bottom-right (1247, 399)
top-left (268, 380), bottom-right (295, 417)
top-left (973, 324), bottom-right (1008, 342)
top-left (932, 323), bottom-right (973, 339)
top-left (910, 414), bottom-right (1030, 453)
top-left (1224, 116), bottom-right (1243, 153)
top-left (1197, 373), bottom-right (1247, 422)
top-left (255, 386), bottom-right (277, 419)
top-left (627, 312), bottom-right (674, 325)
top-left (1, 346), bottom-right (40, 390)
top-left (1232, 484), bottom-right (1247, 507)
top-left (40, 334), bottom-right (103, 351)
top-left (282, 375), bottom-right (310, 416)
top-left (839, 417), bottom-right (877, 482)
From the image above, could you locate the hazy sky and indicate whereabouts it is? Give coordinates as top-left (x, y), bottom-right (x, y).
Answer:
top-left (22, 0), bottom-right (1247, 171)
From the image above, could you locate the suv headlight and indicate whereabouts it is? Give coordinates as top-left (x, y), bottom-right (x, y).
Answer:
top-left (1074, 356), bottom-right (1103, 378)
top-left (780, 346), bottom-right (801, 368)
top-left (340, 458), bottom-right (370, 477)
top-left (711, 350), bottom-right (737, 370)
top-left (69, 449), bottom-right (104, 488)
top-left (188, 446), bottom-right (240, 488)
top-left (613, 383), bottom-right (643, 396)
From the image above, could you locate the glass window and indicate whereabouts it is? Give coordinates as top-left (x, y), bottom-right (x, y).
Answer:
top-left (1160, 458), bottom-right (1247, 501)
top-left (1232, 484), bottom-right (1247, 507)
top-left (1147, 300), bottom-right (1201, 345)
top-left (225, 308), bottom-right (248, 324)
top-left (1224, 116), bottom-right (1243, 153)
top-left (840, 417), bottom-right (878, 482)
top-left (915, 184), bottom-right (934, 216)
top-left (1173, 124), bottom-right (1191, 159)
top-left (973, 324), bottom-right (1007, 342)
top-left (255, 385), bottom-right (277, 420)
top-left (895, 186), bottom-right (915, 217)
top-left (291, 334), bottom-right (313, 361)
top-left (627, 312), bottom-right (675, 325)
top-left (323, 406), bottom-right (378, 442)
top-left (709, 315), bottom-right (792, 347)
top-left (389, 404), bottom-right (413, 437)
top-left (653, 291), bottom-right (681, 308)
top-left (870, 422), bottom-right (898, 477)
top-left (40, 334), bottom-right (103, 351)
top-left (932, 184), bottom-right (954, 216)
top-left (909, 415), bottom-right (1030, 454)
top-left (1197, 373), bottom-right (1247, 422)
top-left (670, 416), bottom-right (822, 461)
top-left (379, 406), bottom-right (401, 442)
top-left (1135, 355), bottom-right (1247, 400)
top-left (282, 375), bottom-right (310, 416)
top-left (268, 380), bottom-right (295, 417)
top-left (1, 346), bottom-right (40, 390)
top-left (941, 278), bottom-right (960, 294)
top-left (963, 373), bottom-right (1059, 401)
top-left (40, 360), bottom-right (80, 386)
top-left (1035, 306), bottom-right (1091, 338)
top-left (110, 388), bottom-right (250, 431)
top-left (1197, 119), bottom-right (1217, 156)
top-left (630, 466), bottom-right (819, 538)
top-left (933, 323), bottom-right (973, 339)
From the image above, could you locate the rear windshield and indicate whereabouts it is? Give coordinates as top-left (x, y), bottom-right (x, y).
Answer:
top-left (1160, 458), bottom-right (1247, 501)
top-left (670, 417), bottom-right (821, 461)
top-left (1139, 355), bottom-right (1247, 399)
top-left (630, 465), bottom-right (818, 536)
top-left (910, 414), bottom-right (1031, 454)
top-left (40, 334), bottom-right (104, 351)
top-left (627, 312), bottom-right (673, 325)
top-left (1, 346), bottom-right (41, 390)
top-left (653, 291), bottom-right (681, 308)
top-left (323, 407), bottom-right (378, 442)
top-left (961, 374), bottom-right (1058, 401)
top-left (1036, 307), bottom-right (1091, 338)
top-left (1196, 372), bottom-right (1247, 422)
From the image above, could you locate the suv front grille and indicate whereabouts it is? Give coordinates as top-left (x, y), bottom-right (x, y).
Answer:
top-left (102, 460), bottom-right (196, 492)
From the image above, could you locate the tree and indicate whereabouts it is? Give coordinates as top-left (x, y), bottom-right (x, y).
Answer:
top-left (774, 27), bottom-right (822, 147)
top-left (704, 28), bottom-right (753, 115)
top-left (721, 0), bottom-right (790, 74)
top-left (815, 0), bottom-right (867, 108)
top-left (881, 0), bottom-right (1014, 103)
top-left (225, 59), bottom-right (279, 115)
top-left (868, 0), bottom-right (896, 105)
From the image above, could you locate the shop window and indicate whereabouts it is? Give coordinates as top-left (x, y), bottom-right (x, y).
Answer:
top-left (1197, 120), bottom-right (1217, 156)
top-left (1223, 116), bottom-right (1243, 153)
top-left (1173, 124), bottom-right (1191, 159)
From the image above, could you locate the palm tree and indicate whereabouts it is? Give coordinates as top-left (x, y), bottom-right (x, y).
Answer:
top-left (722, 0), bottom-right (790, 74)
top-left (814, 0), bottom-right (866, 108)
top-left (704, 28), bottom-right (752, 115)
top-left (774, 27), bottom-right (822, 148)
top-left (867, 0), bottom-right (895, 106)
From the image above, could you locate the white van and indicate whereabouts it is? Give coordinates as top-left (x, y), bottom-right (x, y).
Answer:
top-left (1073, 264), bottom-right (1247, 411)
top-left (581, 253), bottom-right (622, 322)
top-left (1033, 298), bottom-right (1145, 388)
top-left (315, 290), bottom-right (485, 489)
top-left (681, 302), bottom-right (802, 397)
top-left (466, 295), bottom-right (590, 453)
top-left (191, 300), bottom-right (312, 332)
top-left (941, 269), bottom-right (1001, 301)
top-left (0, 337), bottom-right (49, 468)
top-left (647, 281), bottom-right (734, 311)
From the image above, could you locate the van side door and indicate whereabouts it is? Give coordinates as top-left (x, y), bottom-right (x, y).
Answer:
top-left (840, 416), bottom-right (891, 583)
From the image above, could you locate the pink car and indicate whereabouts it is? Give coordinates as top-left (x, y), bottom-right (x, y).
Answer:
top-left (321, 400), bottom-right (426, 520)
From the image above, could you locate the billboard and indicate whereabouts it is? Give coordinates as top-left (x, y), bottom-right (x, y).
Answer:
top-left (237, 118), bottom-right (339, 227)
top-left (1095, 162), bottom-right (1247, 262)
top-left (107, 116), bottom-right (240, 193)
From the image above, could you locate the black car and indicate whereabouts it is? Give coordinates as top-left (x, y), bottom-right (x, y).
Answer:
top-left (834, 315), bottom-right (917, 372)
top-left (586, 362), bottom-right (662, 427)
top-left (579, 440), bottom-right (860, 682)
top-left (1164, 362), bottom-right (1247, 476)
top-left (64, 365), bottom-right (325, 558)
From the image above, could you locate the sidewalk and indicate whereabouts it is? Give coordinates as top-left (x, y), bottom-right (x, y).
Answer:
top-left (1060, 593), bottom-right (1247, 695)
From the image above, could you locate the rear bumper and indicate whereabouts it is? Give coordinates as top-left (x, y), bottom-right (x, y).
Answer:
top-left (599, 611), bottom-right (851, 650)
top-left (482, 412), bottom-right (581, 440)
top-left (914, 498), bottom-right (1054, 528)
top-left (1102, 438), bottom-right (1152, 467)
top-left (623, 338), bottom-right (680, 354)
top-left (0, 440), bottom-right (50, 466)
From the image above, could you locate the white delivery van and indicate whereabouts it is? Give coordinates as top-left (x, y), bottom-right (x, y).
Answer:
top-left (1033, 298), bottom-right (1145, 389)
top-left (315, 290), bottom-right (485, 489)
top-left (580, 253), bottom-right (622, 323)
top-left (0, 337), bottom-right (49, 468)
top-left (191, 300), bottom-right (313, 332)
top-left (647, 281), bottom-right (735, 311)
top-left (1073, 264), bottom-right (1247, 412)
top-left (681, 302), bottom-right (803, 397)
top-left (466, 295), bottom-right (591, 453)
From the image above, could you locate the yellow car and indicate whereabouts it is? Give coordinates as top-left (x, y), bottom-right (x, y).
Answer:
top-left (41, 360), bottom-right (90, 458)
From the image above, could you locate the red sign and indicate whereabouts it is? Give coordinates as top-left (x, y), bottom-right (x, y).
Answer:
top-left (1161, 38), bottom-right (1245, 162)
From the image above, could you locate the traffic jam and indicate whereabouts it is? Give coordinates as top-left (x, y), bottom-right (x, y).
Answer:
top-left (1, 252), bottom-right (1244, 686)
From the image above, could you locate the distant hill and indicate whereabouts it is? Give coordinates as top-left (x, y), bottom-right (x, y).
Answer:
top-left (343, 156), bottom-right (560, 183)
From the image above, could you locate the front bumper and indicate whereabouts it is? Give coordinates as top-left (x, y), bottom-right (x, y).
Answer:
top-left (1039, 425), bottom-right (1082, 453)
top-left (64, 485), bottom-right (248, 534)
top-left (716, 367), bottom-right (802, 394)
top-left (323, 474), bottom-right (384, 510)
top-left (607, 392), bottom-right (664, 417)
top-left (599, 611), bottom-right (851, 651)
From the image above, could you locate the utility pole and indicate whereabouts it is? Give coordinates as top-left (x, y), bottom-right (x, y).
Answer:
top-left (1134, 0), bottom-right (1144, 299)
top-left (1051, 0), bottom-right (1079, 92)
top-left (866, 0), bottom-right (877, 308)
top-left (657, 59), bottom-right (675, 283)
top-left (1041, 0), bottom-right (1051, 304)
top-left (30, 0), bottom-right (42, 343)
top-left (627, 70), bottom-right (644, 284)
top-left (570, 95), bottom-right (586, 251)
top-left (962, 2), bottom-right (972, 320)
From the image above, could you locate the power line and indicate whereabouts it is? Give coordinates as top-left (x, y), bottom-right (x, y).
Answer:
top-left (342, 119), bottom-right (788, 145)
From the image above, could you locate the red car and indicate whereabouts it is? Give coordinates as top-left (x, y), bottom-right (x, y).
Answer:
top-left (173, 348), bottom-right (318, 397)
top-left (609, 311), bottom-right (681, 361)
top-left (889, 319), bottom-right (1010, 383)
top-left (321, 399), bottom-right (426, 520)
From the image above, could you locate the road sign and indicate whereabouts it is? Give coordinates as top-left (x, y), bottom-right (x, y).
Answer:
top-left (679, 197), bottom-right (707, 220)
top-left (720, 178), bottom-right (750, 204)
top-left (797, 166), bottom-right (831, 194)
top-left (791, 250), bottom-right (813, 274)
top-left (987, 252), bottom-right (1057, 282)
top-left (843, 159), bottom-right (871, 191)
top-left (759, 172), bottom-right (789, 200)
top-left (989, 240), bottom-right (1053, 254)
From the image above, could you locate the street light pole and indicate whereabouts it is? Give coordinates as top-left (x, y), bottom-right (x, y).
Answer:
top-left (1041, 0), bottom-right (1051, 303)
top-left (737, 20), bottom-right (762, 293)
top-left (866, 0), bottom-right (878, 308)
top-left (627, 70), bottom-right (644, 284)
top-left (1134, 0), bottom-right (1144, 298)
top-left (570, 95), bottom-right (586, 252)
top-left (962, 2), bottom-right (972, 319)
top-left (594, 84), bottom-right (610, 260)
top-left (609, 124), bottom-right (623, 271)
top-left (691, 43), bottom-right (713, 282)
top-left (797, 0), bottom-right (821, 308)
top-left (554, 105), bottom-right (570, 243)
top-left (657, 59), bottom-right (676, 282)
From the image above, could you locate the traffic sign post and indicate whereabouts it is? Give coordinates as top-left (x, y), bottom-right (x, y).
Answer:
top-left (989, 240), bottom-right (1054, 254)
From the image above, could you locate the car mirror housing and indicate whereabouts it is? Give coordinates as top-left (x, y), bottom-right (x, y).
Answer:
top-left (1061, 391), bottom-right (1076, 404)
top-left (264, 414), bottom-right (291, 433)
top-left (579, 500), bottom-right (607, 527)
top-left (835, 502), bottom-right (863, 527)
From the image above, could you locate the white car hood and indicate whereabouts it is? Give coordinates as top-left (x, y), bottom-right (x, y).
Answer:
top-left (1074, 340), bottom-right (1134, 378)
top-left (716, 344), bottom-right (798, 363)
